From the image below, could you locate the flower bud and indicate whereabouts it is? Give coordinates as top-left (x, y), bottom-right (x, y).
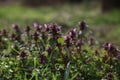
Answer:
top-left (69, 28), bottom-right (77, 38)
top-left (33, 31), bottom-right (39, 41)
top-left (2, 29), bottom-right (8, 37)
top-left (78, 21), bottom-right (87, 31)
top-left (88, 38), bottom-right (94, 46)
top-left (33, 22), bottom-right (42, 32)
top-left (12, 24), bottom-right (21, 32)
top-left (44, 24), bottom-right (51, 31)
top-left (103, 43), bottom-right (116, 52)
top-left (77, 40), bottom-right (84, 47)
top-left (64, 36), bottom-right (71, 47)
top-left (25, 26), bottom-right (30, 33)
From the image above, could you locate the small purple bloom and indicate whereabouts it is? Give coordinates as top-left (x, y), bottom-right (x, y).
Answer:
top-left (103, 43), bottom-right (120, 58)
top-left (103, 43), bottom-right (116, 52)
top-left (12, 24), bottom-right (20, 32)
top-left (88, 38), bottom-right (94, 46)
top-left (12, 24), bottom-right (22, 35)
top-left (56, 26), bottom-right (61, 32)
top-left (33, 22), bottom-right (39, 28)
top-left (77, 40), bottom-right (84, 47)
top-left (33, 22), bottom-right (42, 32)
top-left (2, 29), bottom-right (7, 37)
top-left (44, 24), bottom-right (51, 31)
top-left (69, 28), bottom-right (77, 38)
top-left (78, 21), bottom-right (87, 31)
top-left (33, 31), bottom-right (39, 41)
top-left (11, 33), bottom-right (20, 41)
top-left (64, 36), bottom-right (72, 47)
top-left (11, 33), bottom-right (16, 41)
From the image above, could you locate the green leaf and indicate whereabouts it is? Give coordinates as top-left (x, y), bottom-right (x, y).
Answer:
top-left (52, 73), bottom-right (57, 80)
top-left (57, 37), bottom-right (64, 45)
top-left (71, 72), bottom-right (79, 80)
top-left (49, 38), bottom-right (56, 48)
top-left (39, 38), bottom-right (45, 47)
top-left (34, 57), bottom-right (37, 68)
top-left (64, 61), bottom-right (71, 80)
top-left (64, 46), bottom-right (70, 59)
top-left (24, 72), bottom-right (27, 80)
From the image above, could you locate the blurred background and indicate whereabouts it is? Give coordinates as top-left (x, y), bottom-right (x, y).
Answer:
top-left (0, 0), bottom-right (120, 45)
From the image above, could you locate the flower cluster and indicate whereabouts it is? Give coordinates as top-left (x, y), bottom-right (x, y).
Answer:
top-left (0, 21), bottom-right (120, 80)
top-left (103, 43), bottom-right (120, 58)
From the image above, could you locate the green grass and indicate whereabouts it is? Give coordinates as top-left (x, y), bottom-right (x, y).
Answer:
top-left (0, 4), bottom-right (120, 27)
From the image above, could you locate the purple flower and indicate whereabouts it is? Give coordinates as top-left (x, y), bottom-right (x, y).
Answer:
top-left (44, 24), bottom-right (51, 31)
top-left (103, 43), bottom-right (116, 52)
top-left (78, 21), bottom-right (87, 31)
top-left (64, 36), bottom-right (70, 42)
top-left (50, 23), bottom-right (61, 34)
top-left (33, 22), bottom-right (39, 28)
top-left (12, 24), bottom-right (21, 33)
top-left (88, 38), bottom-right (94, 46)
top-left (64, 36), bottom-right (72, 47)
top-left (76, 40), bottom-right (84, 53)
top-left (103, 43), bottom-right (120, 58)
top-left (56, 26), bottom-right (61, 32)
top-left (11, 33), bottom-right (16, 41)
top-left (2, 29), bottom-right (7, 37)
top-left (77, 40), bottom-right (84, 47)
top-left (33, 22), bottom-right (42, 32)
top-left (25, 26), bottom-right (30, 33)
top-left (45, 23), bottom-right (62, 40)
top-left (51, 23), bottom-right (58, 33)
top-left (69, 28), bottom-right (77, 38)
top-left (33, 31), bottom-right (39, 41)
top-left (11, 33), bottom-right (21, 41)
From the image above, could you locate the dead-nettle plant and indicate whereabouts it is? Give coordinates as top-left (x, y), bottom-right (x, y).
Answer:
top-left (0, 21), bottom-right (120, 80)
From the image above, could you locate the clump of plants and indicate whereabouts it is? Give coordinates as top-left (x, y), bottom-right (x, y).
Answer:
top-left (0, 21), bottom-right (120, 80)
